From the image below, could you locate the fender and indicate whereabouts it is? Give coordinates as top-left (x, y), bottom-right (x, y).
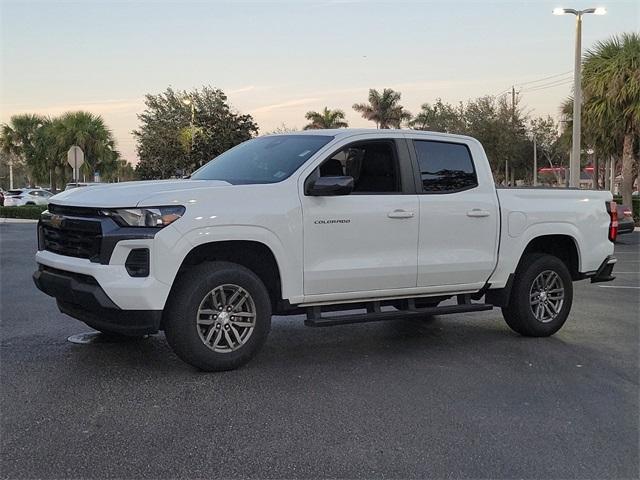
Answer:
top-left (489, 221), bottom-right (583, 288)
top-left (170, 224), bottom-right (300, 301)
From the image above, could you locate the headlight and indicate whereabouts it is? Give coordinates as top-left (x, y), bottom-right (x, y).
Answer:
top-left (100, 206), bottom-right (185, 227)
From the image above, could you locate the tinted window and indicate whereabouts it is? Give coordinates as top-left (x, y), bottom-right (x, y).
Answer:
top-left (191, 135), bottom-right (333, 184)
top-left (318, 141), bottom-right (400, 193)
top-left (414, 140), bottom-right (477, 193)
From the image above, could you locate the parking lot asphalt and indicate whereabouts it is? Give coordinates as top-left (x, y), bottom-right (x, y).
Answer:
top-left (1, 223), bottom-right (638, 479)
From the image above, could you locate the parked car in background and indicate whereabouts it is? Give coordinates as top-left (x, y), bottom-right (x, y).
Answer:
top-left (0, 188), bottom-right (5, 206)
top-left (617, 204), bottom-right (635, 235)
top-left (3, 188), bottom-right (53, 206)
top-left (64, 182), bottom-right (99, 191)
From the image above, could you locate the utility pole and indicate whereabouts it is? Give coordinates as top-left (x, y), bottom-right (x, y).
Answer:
top-left (533, 134), bottom-right (538, 186)
top-left (510, 85), bottom-right (517, 187)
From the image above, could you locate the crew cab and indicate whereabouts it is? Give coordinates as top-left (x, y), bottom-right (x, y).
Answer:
top-left (33, 129), bottom-right (618, 371)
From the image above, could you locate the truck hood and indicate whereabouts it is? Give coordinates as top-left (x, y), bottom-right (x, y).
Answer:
top-left (50, 179), bottom-right (232, 208)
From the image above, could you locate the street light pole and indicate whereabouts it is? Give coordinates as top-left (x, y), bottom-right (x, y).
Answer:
top-left (553, 7), bottom-right (606, 188)
top-left (571, 12), bottom-right (582, 188)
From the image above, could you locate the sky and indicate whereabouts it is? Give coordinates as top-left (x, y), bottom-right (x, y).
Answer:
top-left (1, 0), bottom-right (638, 164)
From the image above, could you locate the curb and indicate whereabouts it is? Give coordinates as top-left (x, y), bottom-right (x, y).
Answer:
top-left (0, 218), bottom-right (39, 224)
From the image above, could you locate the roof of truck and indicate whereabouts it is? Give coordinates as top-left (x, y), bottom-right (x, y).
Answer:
top-left (270, 128), bottom-right (476, 142)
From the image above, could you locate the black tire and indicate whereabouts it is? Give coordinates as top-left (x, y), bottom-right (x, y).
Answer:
top-left (164, 261), bottom-right (272, 371)
top-left (502, 253), bottom-right (573, 337)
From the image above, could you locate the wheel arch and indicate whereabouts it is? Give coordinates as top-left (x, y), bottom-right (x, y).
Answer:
top-left (519, 234), bottom-right (581, 280)
top-left (175, 239), bottom-right (286, 311)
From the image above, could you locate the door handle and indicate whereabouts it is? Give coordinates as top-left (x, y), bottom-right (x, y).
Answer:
top-left (388, 209), bottom-right (415, 219)
top-left (467, 209), bottom-right (490, 218)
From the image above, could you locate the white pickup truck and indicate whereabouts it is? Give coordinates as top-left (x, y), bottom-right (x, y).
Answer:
top-left (33, 129), bottom-right (618, 371)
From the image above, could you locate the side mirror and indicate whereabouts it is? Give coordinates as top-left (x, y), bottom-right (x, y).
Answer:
top-left (306, 176), bottom-right (354, 196)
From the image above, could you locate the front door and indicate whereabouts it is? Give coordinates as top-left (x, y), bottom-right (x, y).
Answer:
top-left (301, 138), bottom-right (419, 296)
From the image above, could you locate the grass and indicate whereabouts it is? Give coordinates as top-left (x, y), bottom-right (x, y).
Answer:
top-left (0, 205), bottom-right (47, 219)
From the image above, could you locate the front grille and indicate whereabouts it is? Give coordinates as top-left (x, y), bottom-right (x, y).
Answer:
top-left (41, 214), bottom-right (102, 261)
top-left (48, 203), bottom-right (101, 217)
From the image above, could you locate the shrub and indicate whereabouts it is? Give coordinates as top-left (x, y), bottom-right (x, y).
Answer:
top-left (0, 205), bottom-right (47, 219)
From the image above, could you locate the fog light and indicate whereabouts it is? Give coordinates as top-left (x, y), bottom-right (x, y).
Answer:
top-left (125, 249), bottom-right (150, 277)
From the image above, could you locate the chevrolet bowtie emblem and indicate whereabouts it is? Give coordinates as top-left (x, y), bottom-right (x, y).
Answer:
top-left (50, 215), bottom-right (64, 229)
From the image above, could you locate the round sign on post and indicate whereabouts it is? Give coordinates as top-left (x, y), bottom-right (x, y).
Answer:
top-left (67, 146), bottom-right (85, 183)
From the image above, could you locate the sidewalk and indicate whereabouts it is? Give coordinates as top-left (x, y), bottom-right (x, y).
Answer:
top-left (0, 218), bottom-right (38, 224)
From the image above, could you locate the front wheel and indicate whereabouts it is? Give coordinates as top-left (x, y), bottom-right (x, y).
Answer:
top-left (164, 261), bottom-right (272, 371)
top-left (502, 253), bottom-right (573, 337)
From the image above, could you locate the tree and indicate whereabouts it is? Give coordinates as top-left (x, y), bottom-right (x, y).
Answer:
top-left (463, 95), bottom-right (530, 184)
top-left (0, 114), bottom-right (47, 185)
top-left (49, 112), bottom-right (120, 186)
top-left (410, 99), bottom-right (466, 134)
top-left (582, 32), bottom-right (640, 206)
top-left (134, 86), bottom-right (258, 179)
top-left (303, 107), bottom-right (348, 130)
top-left (265, 123), bottom-right (299, 135)
top-left (530, 116), bottom-right (567, 185)
top-left (353, 88), bottom-right (411, 129)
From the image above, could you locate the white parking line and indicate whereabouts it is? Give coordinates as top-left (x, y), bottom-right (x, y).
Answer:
top-left (598, 285), bottom-right (640, 289)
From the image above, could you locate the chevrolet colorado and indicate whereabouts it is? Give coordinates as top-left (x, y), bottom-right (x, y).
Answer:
top-left (33, 129), bottom-right (618, 371)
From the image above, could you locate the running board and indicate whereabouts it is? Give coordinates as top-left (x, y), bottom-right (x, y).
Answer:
top-left (304, 301), bottom-right (493, 328)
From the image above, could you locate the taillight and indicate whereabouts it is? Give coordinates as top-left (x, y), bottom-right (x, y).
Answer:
top-left (608, 201), bottom-right (618, 242)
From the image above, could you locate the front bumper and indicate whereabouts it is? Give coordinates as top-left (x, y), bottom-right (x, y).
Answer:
top-left (33, 265), bottom-right (162, 335)
top-left (35, 248), bottom-right (171, 310)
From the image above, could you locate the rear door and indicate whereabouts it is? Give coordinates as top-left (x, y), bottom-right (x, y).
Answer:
top-left (300, 136), bottom-right (419, 295)
top-left (407, 135), bottom-right (499, 288)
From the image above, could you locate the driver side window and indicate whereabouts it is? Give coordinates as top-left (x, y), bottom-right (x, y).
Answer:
top-left (317, 140), bottom-right (400, 193)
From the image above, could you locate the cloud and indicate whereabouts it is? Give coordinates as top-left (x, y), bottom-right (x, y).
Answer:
top-left (0, 98), bottom-right (144, 118)
top-left (250, 97), bottom-right (321, 114)
top-left (227, 85), bottom-right (257, 95)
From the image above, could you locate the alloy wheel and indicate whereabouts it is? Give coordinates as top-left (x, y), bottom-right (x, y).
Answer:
top-left (196, 284), bottom-right (257, 352)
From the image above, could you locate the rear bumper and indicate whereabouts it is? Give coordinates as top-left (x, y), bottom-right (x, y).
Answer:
top-left (589, 255), bottom-right (617, 283)
top-left (33, 265), bottom-right (162, 335)
top-left (617, 218), bottom-right (635, 234)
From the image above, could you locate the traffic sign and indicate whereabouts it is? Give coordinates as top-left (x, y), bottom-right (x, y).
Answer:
top-left (67, 146), bottom-right (84, 182)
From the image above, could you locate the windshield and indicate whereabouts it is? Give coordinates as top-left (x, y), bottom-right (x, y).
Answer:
top-left (191, 135), bottom-right (333, 184)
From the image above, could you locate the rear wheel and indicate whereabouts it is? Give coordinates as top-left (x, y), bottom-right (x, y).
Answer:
top-left (164, 261), bottom-right (271, 371)
top-left (502, 253), bottom-right (573, 337)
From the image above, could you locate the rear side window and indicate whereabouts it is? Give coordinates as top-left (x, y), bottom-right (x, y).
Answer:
top-left (413, 140), bottom-right (478, 193)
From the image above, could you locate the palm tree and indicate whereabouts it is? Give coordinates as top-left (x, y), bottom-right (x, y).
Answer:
top-left (582, 32), bottom-right (640, 206)
top-left (1, 114), bottom-right (47, 185)
top-left (353, 88), bottom-right (411, 129)
top-left (303, 107), bottom-right (348, 130)
top-left (54, 111), bottom-right (120, 182)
